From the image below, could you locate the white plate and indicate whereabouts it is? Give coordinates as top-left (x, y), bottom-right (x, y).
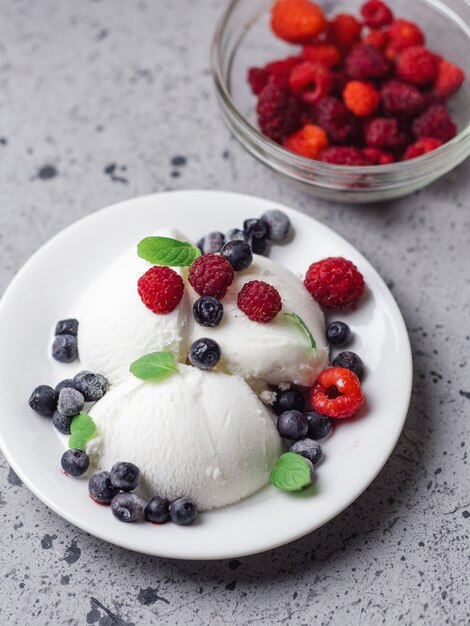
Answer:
top-left (0, 191), bottom-right (412, 560)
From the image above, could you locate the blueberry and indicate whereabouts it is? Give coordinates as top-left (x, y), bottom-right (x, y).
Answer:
top-left (260, 209), bottom-right (291, 242)
top-left (332, 351), bottom-right (365, 380)
top-left (193, 296), bottom-right (224, 327)
top-left (28, 385), bottom-right (58, 417)
top-left (272, 388), bottom-right (305, 416)
top-left (251, 237), bottom-right (268, 255)
top-left (225, 228), bottom-right (252, 246)
top-left (326, 321), bottom-right (352, 346)
top-left (52, 334), bottom-right (78, 363)
top-left (198, 231), bottom-right (225, 254)
top-left (290, 439), bottom-right (322, 466)
top-left (111, 492), bottom-right (144, 523)
top-left (61, 449), bottom-right (90, 477)
top-left (305, 411), bottom-right (332, 440)
top-left (55, 319), bottom-right (79, 336)
top-left (57, 388), bottom-right (84, 417)
top-left (277, 410), bottom-right (308, 440)
top-left (169, 497), bottom-right (198, 526)
top-left (110, 462), bottom-right (140, 491)
top-left (243, 218), bottom-right (268, 240)
top-left (53, 411), bottom-right (74, 435)
top-left (220, 240), bottom-right (253, 271)
top-left (88, 471), bottom-right (119, 504)
top-left (188, 338), bottom-right (221, 370)
top-left (73, 371), bottom-right (108, 402)
top-left (144, 496), bottom-right (170, 524)
top-left (55, 379), bottom-right (76, 392)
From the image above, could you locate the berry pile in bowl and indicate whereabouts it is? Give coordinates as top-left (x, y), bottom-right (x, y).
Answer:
top-left (250, 0), bottom-right (465, 164)
top-left (211, 0), bottom-right (470, 201)
top-left (28, 209), bottom-right (370, 527)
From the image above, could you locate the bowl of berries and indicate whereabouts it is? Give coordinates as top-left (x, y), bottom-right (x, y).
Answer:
top-left (212, 0), bottom-right (470, 202)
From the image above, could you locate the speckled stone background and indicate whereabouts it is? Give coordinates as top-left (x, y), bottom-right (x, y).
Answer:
top-left (0, 1), bottom-right (469, 624)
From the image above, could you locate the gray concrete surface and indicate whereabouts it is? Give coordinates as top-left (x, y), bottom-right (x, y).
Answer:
top-left (0, 1), bottom-right (469, 624)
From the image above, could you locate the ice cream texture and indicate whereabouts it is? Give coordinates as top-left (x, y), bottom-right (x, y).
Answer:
top-left (87, 365), bottom-right (282, 510)
top-left (79, 230), bottom-right (328, 388)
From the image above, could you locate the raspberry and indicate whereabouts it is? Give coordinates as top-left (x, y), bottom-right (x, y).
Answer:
top-left (137, 266), bottom-right (184, 314)
top-left (345, 43), bottom-right (391, 80)
top-left (362, 29), bottom-right (388, 51)
top-left (284, 124), bottom-right (329, 159)
top-left (304, 257), bottom-right (365, 308)
top-left (314, 96), bottom-right (361, 145)
top-left (412, 105), bottom-right (457, 143)
top-left (386, 19), bottom-right (424, 59)
top-left (403, 137), bottom-right (443, 160)
top-left (319, 146), bottom-right (372, 166)
top-left (434, 58), bottom-right (465, 99)
top-left (188, 254), bottom-right (234, 299)
top-left (381, 80), bottom-right (425, 120)
top-left (237, 280), bottom-right (282, 322)
top-left (248, 57), bottom-right (300, 94)
top-left (343, 80), bottom-right (380, 117)
top-left (311, 367), bottom-right (364, 419)
top-left (271, 0), bottom-right (327, 44)
top-left (360, 0), bottom-right (393, 28)
top-left (289, 62), bottom-right (333, 104)
top-left (256, 82), bottom-right (301, 143)
top-left (301, 42), bottom-right (341, 68)
top-left (396, 46), bottom-right (438, 86)
top-left (364, 117), bottom-right (409, 152)
top-left (362, 147), bottom-right (395, 164)
top-left (329, 14), bottom-right (362, 51)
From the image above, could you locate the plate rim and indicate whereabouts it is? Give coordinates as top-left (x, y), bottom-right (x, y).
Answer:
top-left (0, 190), bottom-right (413, 559)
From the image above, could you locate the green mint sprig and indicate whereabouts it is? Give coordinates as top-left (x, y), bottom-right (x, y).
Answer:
top-left (270, 452), bottom-right (313, 491)
top-left (285, 312), bottom-right (317, 353)
top-left (129, 351), bottom-right (178, 381)
top-left (137, 236), bottom-right (200, 267)
top-left (68, 413), bottom-right (97, 451)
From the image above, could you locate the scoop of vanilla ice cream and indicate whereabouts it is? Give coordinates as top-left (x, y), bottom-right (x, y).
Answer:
top-left (78, 229), bottom-right (190, 386)
top-left (87, 365), bottom-right (282, 511)
top-left (187, 254), bottom-right (329, 387)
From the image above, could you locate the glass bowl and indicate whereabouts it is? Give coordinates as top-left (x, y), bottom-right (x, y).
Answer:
top-left (211, 0), bottom-right (470, 203)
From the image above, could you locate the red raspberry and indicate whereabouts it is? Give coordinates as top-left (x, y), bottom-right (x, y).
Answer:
top-left (434, 58), bottom-right (465, 99)
top-left (137, 266), bottom-right (184, 314)
top-left (301, 42), bottom-right (342, 69)
top-left (304, 257), bottom-right (365, 308)
top-left (314, 96), bottom-right (361, 145)
top-left (386, 19), bottom-right (424, 59)
top-left (381, 80), bottom-right (425, 120)
top-left (343, 80), bottom-right (380, 117)
top-left (345, 43), bottom-right (391, 80)
top-left (271, 0), bottom-right (327, 44)
top-left (248, 57), bottom-right (301, 95)
top-left (319, 146), bottom-right (373, 166)
top-left (284, 124), bottom-right (329, 159)
top-left (360, 0), bottom-right (393, 28)
top-left (311, 367), bottom-right (364, 419)
top-left (329, 14), bottom-right (362, 52)
top-left (364, 117), bottom-right (409, 152)
top-left (362, 29), bottom-right (388, 51)
top-left (403, 137), bottom-right (443, 160)
top-left (396, 46), bottom-right (439, 86)
top-left (412, 105), bottom-right (457, 143)
top-left (188, 254), bottom-right (234, 299)
top-left (289, 62), bottom-right (333, 104)
top-left (256, 82), bottom-right (301, 143)
top-left (237, 280), bottom-right (282, 322)
top-left (363, 147), bottom-right (395, 164)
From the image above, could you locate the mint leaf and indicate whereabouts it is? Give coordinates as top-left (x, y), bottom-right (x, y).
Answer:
top-left (270, 452), bottom-right (313, 491)
top-left (68, 413), bottom-right (97, 451)
top-left (285, 312), bottom-right (317, 353)
top-left (130, 351), bottom-right (178, 381)
top-left (137, 236), bottom-right (200, 266)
